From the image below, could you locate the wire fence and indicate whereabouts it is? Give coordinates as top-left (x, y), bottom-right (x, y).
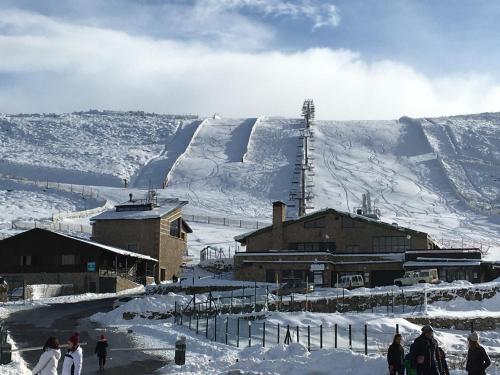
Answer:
top-left (182, 214), bottom-right (269, 230)
top-left (10, 219), bottom-right (92, 234)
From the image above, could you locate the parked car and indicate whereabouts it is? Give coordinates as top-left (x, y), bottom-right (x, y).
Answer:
top-left (8, 287), bottom-right (24, 301)
top-left (112, 295), bottom-right (140, 309)
top-left (335, 274), bottom-right (364, 289)
top-left (394, 269), bottom-right (439, 287)
top-left (274, 280), bottom-right (314, 296)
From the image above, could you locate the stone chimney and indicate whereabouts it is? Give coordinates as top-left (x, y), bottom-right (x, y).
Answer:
top-left (272, 201), bottom-right (286, 249)
top-left (272, 201), bottom-right (286, 227)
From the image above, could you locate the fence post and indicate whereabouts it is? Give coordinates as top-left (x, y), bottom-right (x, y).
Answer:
top-left (263, 322), bottom-right (266, 347)
top-left (237, 318), bottom-right (240, 347)
top-left (364, 324), bottom-right (368, 355)
top-left (402, 290), bottom-right (405, 314)
top-left (225, 318), bottom-right (228, 345)
top-left (320, 324), bottom-right (323, 349)
top-left (196, 314), bottom-right (199, 335)
top-left (205, 315), bottom-right (209, 338)
top-left (396, 324), bottom-right (399, 334)
top-left (277, 324), bottom-right (280, 345)
top-left (386, 293), bottom-right (389, 314)
top-left (349, 324), bottom-right (352, 349)
top-left (335, 324), bottom-right (337, 348)
top-left (174, 301), bottom-right (177, 324)
top-left (174, 336), bottom-right (186, 366)
top-left (230, 290), bottom-right (234, 314)
top-left (296, 326), bottom-right (299, 343)
top-left (307, 326), bottom-right (311, 352)
top-left (189, 314), bottom-right (192, 330)
top-left (214, 315), bottom-right (217, 342)
top-left (254, 281), bottom-right (257, 312)
top-left (248, 321), bottom-right (252, 347)
top-left (471, 321), bottom-right (474, 333)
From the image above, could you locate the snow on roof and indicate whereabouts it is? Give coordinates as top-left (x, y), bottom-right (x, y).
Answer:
top-left (404, 261), bottom-right (481, 267)
top-left (55, 231), bottom-right (158, 262)
top-left (91, 199), bottom-right (187, 221)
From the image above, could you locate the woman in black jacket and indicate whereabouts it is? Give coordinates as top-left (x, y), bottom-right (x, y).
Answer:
top-left (95, 334), bottom-right (108, 371)
top-left (466, 332), bottom-right (491, 375)
top-left (388, 333), bottom-right (405, 375)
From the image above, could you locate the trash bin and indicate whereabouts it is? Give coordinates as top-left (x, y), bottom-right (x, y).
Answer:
top-left (0, 343), bottom-right (12, 365)
top-left (174, 336), bottom-right (186, 366)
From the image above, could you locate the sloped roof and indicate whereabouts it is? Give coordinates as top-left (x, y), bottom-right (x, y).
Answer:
top-left (235, 207), bottom-right (429, 243)
top-left (91, 198), bottom-right (187, 221)
top-left (1, 228), bottom-right (157, 262)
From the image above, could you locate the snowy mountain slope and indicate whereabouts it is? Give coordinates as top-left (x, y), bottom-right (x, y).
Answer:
top-left (133, 119), bottom-right (204, 189)
top-left (312, 118), bottom-right (500, 254)
top-left (164, 117), bottom-right (302, 218)
top-left (0, 111), bottom-right (194, 186)
top-left (0, 178), bottom-right (100, 234)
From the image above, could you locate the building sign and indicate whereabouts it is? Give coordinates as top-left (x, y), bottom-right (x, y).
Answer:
top-left (310, 263), bottom-right (325, 271)
top-left (87, 262), bottom-right (96, 272)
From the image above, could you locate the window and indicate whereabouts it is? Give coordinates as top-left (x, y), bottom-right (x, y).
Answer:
top-left (342, 217), bottom-right (363, 228)
top-left (170, 218), bottom-right (180, 237)
top-left (288, 242), bottom-right (336, 252)
top-left (20, 255), bottom-right (31, 266)
top-left (61, 255), bottom-right (76, 265)
top-left (372, 236), bottom-right (410, 252)
top-left (160, 268), bottom-right (166, 281)
top-left (345, 245), bottom-right (360, 253)
top-left (304, 217), bottom-right (326, 229)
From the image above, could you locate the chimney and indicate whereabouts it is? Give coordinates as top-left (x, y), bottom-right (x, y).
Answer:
top-left (272, 201), bottom-right (286, 227)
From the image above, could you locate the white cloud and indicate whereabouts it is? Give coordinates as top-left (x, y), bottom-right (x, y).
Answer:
top-left (198, 0), bottom-right (340, 30)
top-left (0, 9), bottom-right (500, 119)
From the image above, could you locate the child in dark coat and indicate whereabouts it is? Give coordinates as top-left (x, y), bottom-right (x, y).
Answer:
top-left (95, 334), bottom-right (108, 371)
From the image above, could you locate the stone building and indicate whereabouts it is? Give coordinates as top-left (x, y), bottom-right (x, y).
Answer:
top-left (234, 201), bottom-right (439, 287)
top-left (91, 196), bottom-right (192, 282)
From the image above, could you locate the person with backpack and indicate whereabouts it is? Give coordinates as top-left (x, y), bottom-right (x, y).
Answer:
top-left (95, 334), bottom-right (109, 371)
top-left (412, 325), bottom-right (440, 375)
top-left (436, 347), bottom-right (450, 375)
top-left (62, 332), bottom-right (83, 375)
top-left (388, 333), bottom-right (405, 375)
top-left (404, 342), bottom-right (417, 375)
top-left (465, 332), bottom-right (491, 375)
top-left (32, 337), bottom-right (61, 375)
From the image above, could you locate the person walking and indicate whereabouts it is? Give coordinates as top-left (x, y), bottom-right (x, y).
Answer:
top-left (465, 332), bottom-right (491, 375)
top-left (62, 332), bottom-right (83, 375)
top-left (32, 337), bottom-right (61, 375)
top-left (95, 334), bottom-right (109, 371)
top-left (412, 325), bottom-right (440, 375)
top-left (388, 333), bottom-right (405, 375)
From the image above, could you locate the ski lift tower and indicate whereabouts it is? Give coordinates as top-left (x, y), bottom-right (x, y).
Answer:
top-left (290, 100), bottom-right (316, 217)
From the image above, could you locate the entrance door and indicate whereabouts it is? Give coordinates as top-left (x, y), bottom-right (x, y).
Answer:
top-left (160, 268), bottom-right (166, 282)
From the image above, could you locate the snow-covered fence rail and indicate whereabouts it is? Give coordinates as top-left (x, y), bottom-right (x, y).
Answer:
top-left (183, 214), bottom-right (269, 229)
top-left (11, 219), bottom-right (92, 234)
top-left (51, 202), bottom-right (111, 222)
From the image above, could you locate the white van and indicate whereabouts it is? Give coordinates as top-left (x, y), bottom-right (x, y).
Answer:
top-left (335, 274), bottom-right (364, 289)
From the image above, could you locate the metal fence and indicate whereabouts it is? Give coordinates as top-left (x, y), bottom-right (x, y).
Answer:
top-left (11, 219), bottom-right (92, 234)
top-left (183, 214), bottom-right (269, 230)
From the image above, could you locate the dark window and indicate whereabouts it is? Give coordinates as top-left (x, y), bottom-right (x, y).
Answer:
top-left (342, 217), bottom-right (363, 228)
top-left (160, 268), bottom-right (166, 281)
top-left (20, 255), bottom-right (31, 266)
top-left (170, 218), bottom-right (181, 237)
top-left (345, 245), bottom-right (360, 253)
top-left (372, 236), bottom-right (410, 252)
top-left (266, 270), bottom-right (276, 283)
top-left (304, 217), bottom-right (326, 228)
top-left (288, 242), bottom-right (336, 252)
top-left (61, 255), bottom-right (76, 265)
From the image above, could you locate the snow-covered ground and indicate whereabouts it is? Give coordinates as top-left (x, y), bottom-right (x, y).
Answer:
top-left (0, 111), bottom-right (195, 186)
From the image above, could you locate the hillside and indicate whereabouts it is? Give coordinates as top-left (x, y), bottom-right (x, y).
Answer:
top-left (0, 110), bottom-right (499, 256)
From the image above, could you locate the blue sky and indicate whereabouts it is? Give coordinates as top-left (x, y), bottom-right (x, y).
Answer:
top-left (1, 0), bottom-right (500, 119)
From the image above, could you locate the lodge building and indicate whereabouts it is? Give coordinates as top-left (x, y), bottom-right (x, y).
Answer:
top-left (234, 202), bottom-right (487, 287)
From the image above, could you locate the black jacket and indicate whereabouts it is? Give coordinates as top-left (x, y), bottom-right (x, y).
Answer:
top-left (388, 343), bottom-right (405, 369)
top-left (412, 334), bottom-right (439, 375)
top-left (436, 347), bottom-right (450, 375)
top-left (95, 340), bottom-right (108, 357)
top-left (466, 345), bottom-right (491, 375)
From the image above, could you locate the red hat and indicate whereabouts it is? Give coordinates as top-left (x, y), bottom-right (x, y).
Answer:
top-left (69, 333), bottom-right (80, 346)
